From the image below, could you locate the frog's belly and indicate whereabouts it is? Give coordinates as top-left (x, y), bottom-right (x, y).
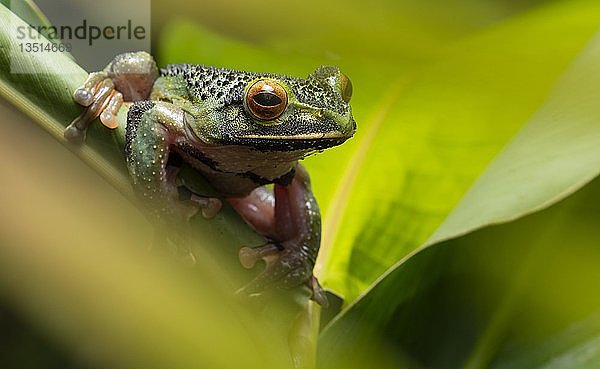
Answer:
top-left (175, 142), bottom-right (307, 197)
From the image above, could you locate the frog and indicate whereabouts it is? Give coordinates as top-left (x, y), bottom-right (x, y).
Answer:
top-left (64, 51), bottom-right (356, 306)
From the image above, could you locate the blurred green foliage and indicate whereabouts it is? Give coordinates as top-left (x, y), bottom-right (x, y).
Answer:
top-left (1, 0), bottom-right (599, 368)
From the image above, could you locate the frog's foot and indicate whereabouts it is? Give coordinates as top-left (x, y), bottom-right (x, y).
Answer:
top-left (65, 52), bottom-right (159, 145)
top-left (177, 185), bottom-right (223, 219)
top-left (65, 73), bottom-right (123, 144)
top-left (236, 242), bottom-right (328, 307)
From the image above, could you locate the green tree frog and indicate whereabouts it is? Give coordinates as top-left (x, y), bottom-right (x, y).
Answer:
top-left (65, 52), bottom-right (356, 306)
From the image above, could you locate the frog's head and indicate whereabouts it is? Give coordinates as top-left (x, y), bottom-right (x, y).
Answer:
top-left (196, 66), bottom-right (356, 153)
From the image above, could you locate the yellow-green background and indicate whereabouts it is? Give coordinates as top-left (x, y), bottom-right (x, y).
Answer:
top-left (1, 0), bottom-right (600, 368)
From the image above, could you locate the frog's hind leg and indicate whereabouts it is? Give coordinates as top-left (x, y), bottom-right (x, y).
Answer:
top-left (227, 186), bottom-right (276, 237)
top-left (228, 165), bottom-right (328, 307)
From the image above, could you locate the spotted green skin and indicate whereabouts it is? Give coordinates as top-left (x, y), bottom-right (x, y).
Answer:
top-left (103, 51), bottom-right (356, 299)
top-left (122, 52), bottom-right (356, 207)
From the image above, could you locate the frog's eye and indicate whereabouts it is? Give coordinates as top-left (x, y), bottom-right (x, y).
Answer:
top-left (245, 79), bottom-right (288, 121)
top-left (341, 73), bottom-right (353, 103)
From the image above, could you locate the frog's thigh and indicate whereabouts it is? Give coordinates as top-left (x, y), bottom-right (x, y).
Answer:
top-left (227, 166), bottom-right (319, 244)
top-left (227, 187), bottom-right (276, 237)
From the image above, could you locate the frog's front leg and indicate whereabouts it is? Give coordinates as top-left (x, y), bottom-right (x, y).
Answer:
top-left (228, 165), bottom-right (328, 307)
top-left (65, 51), bottom-right (159, 144)
top-left (125, 101), bottom-right (221, 220)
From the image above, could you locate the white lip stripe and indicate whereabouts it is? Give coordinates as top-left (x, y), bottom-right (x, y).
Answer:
top-left (239, 132), bottom-right (345, 140)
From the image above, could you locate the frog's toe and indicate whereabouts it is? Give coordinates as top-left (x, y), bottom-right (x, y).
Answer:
top-left (176, 185), bottom-right (223, 219)
top-left (308, 275), bottom-right (329, 308)
top-left (73, 87), bottom-right (94, 106)
top-left (199, 197), bottom-right (222, 218)
top-left (238, 242), bottom-right (281, 269)
top-left (72, 71), bottom-right (107, 106)
top-left (63, 122), bottom-right (87, 145)
top-left (99, 90), bottom-right (123, 129)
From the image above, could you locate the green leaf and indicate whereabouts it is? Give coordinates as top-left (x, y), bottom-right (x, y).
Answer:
top-left (317, 0), bottom-right (600, 303)
top-left (0, 0), bottom-right (53, 30)
top-left (319, 169), bottom-right (600, 369)
top-left (319, 16), bottom-right (600, 367)
top-left (427, 25), bottom-right (600, 245)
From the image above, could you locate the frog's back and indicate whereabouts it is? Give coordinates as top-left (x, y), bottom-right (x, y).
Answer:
top-left (161, 64), bottom-right (259, 104)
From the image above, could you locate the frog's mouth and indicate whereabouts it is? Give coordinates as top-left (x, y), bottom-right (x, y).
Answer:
top-left (229, 113), bottom-right (357, 151)
top-left (230, 130), bottom-right (352, 151)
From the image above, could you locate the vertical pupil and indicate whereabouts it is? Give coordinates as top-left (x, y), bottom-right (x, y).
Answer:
top-left (253, 92), bottom-right (282, 107)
